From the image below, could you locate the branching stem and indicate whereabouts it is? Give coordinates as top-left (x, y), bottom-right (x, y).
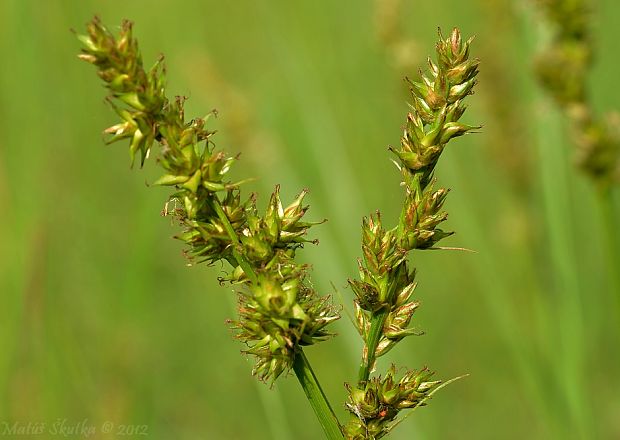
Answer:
top-left (358, 309), bottom-right (389, 384)
top-left (210, 197), bottom-right (258, 284)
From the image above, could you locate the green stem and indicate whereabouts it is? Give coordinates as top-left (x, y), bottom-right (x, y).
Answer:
top-left (599, 190), bottom-right (620, 320)
top-left (534, 98), bottom-right (592, 439)
top-left (358, 309), bottom-right (389, 384)
top-left (210, 197), bottom-right (258, 284)
top-left (211, 195), bottom-right (341, 438)
top-left (293, 349), bottom-right (343, 439)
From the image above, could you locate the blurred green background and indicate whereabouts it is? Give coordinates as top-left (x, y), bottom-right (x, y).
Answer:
top-left (2, 0), bottom-right (620, 438)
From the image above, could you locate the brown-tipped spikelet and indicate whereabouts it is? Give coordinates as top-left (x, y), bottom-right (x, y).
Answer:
top-left (344, 366), bottom-right (441, 439)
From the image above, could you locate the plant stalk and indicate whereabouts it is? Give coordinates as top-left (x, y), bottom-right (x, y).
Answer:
top-left (534, 98), bottom-right (593, 439)
top-left (599, 190), bottom-right (620, 320)
top-left (357, 309), bottom-right (389, 383)
top-left (293, 349), bottom-right (343, 439)
top-left (210, 197), bottom-right (258, 284)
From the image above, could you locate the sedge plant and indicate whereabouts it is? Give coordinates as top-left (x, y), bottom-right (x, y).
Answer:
top-left (533, 0), bottom-right (620, 359)
top-left (77, 17), bottom-right (479, 439)
top-left (530, 3), bottom-right (620, 434)
top-left (534, 0), bottom-right (620, 186)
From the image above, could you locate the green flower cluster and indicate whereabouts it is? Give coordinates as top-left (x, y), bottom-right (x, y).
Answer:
top-left (233, 270), bottom-right (338, 381)
top-left (534, 0), bottom-right (620, 185)
top-left (227, 187), bottom-right (339, 381)
top-left (345, 28), bottom-right (479, 438)
top-left (78, 17), bottom-right (338, 384)
top-left (344, 366), bottom-right (440, 439)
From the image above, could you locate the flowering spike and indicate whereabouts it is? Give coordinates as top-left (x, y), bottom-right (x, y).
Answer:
top-left (77, 17), bottom-right (338, 388)
top-left (346, 27), bottom-right (478, 438)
